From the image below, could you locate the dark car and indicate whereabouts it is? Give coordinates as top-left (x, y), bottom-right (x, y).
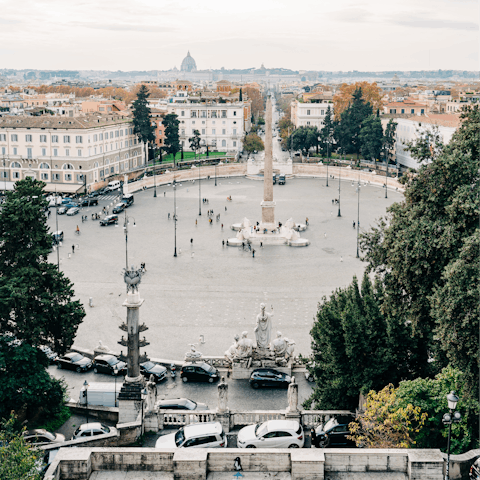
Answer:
top-left (89, 190), bottom-right (101, 198)
top-left (56, 352), bottom-right (92, 373)
top-left (314, 417), bottom-right (356, 448)
top-left (180, 362), bottom-right (219, 383)
top-left (40, 345), bottom-right (58, 364)
top-left (112, 202), bottom-right (125, 214)
top-left (140, 361), bottom-right (167, 382)
top-left (93, 354), bottom-right (126, 376)
top-left (121, 194), bottom-right (134, 207)
top-left (100, 215), bottom-right (118, 226)
top-left (249, 368), bottom-right (291, 389)
top-left (157, 398), bottom-right (209, 411)
top-left (80, 197), bottom-right (98, 207)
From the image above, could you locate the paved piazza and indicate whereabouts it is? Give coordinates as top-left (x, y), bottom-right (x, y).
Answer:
top-left (47, 176), bottom-right (402, 362)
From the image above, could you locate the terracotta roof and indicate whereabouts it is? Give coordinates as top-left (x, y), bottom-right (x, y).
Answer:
top-left (386, 101), bottom-right (426, 107)
top-left (0, 113), bottom-right (132, 129)
top-left (417, 113), bottom-right (462, 129)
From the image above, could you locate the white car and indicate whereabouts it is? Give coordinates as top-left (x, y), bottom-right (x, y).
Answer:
top-left (237, 420), bottom-right (304, 449)
top-left (66, 207), bottom-right (80, 216)
top-left (72, 422), bottom-right (117, 440)
top-left (155, 422), bottom-right (227, 449)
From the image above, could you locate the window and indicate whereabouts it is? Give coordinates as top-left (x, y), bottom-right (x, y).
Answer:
top-left (63, 163), bottom-right (74, 170)
top-left (41, 148), bottom-right (46, 156)
top-left (11, 161), bottom-right (21, 168)
top-left (421, 109), bottom-right (425, 114)
top-left (100, 146), bottom-right (103, 153)
top-left (99, 133), bottom-right (103, 141)
top-left (13, 172), bottom-right (20, 179)
top-left (211, 111), bottom-right (217, 118)
top-left (1, 171), bottom-right (7, 178)
top-left (321, 110), bottom-right (324, 115)
top-left (212, 129), bottom-right (216, 135)
top-left (110, 132), bottom-right (113, 139)
top-left (202, 129), bottom-right (205, 135)
top-left (0, 134), bottom-right (5, 141)
top-left (11, 134), bottom-right (18, 142)
top-left (39, 163), bottom-right (49, 169)
top-left (78, 150), bottom-right (82, 157)
top-left (191, 111), bottom-right (197, 118)
top-left (181, 111), bottom-right (185, 117)
top-left (233, 141), bottom-right (237, 147)
top-left (233, 111), bottom-right (237, 116)
top-left (115, 131), bottom-right (119, 138)
top-left (64, 135), bottom-right (70, 143)
top-left (26, 148), bottom-right (32, 158)
top-left (52, 135), bottom-right (59, 143)
top-left (38, 135), bottom-right (46, 142)
top-left (307, 110), bottom-right (311, 115)
top-left (222, 140), bottom-right (226, 147)
top-left (53, 173), bottom-right (60, 181)
top-left (181, 129), bottom-right (185, 135)
top-left (233, 129), bottom-right (237, 135)
top-left (401, 109), bottom-right (405, 114)
top-left (221, 110), bottom-right (227, 118)
top-left (125, 129), bottom-right (128, 136)
top-left (53, 149), bottom-right (58, 157)
top-left (65, 149), bottom-right (70, 156)
top-left (222, 129), bottom-right (226, 135)
top-left (65, 174), bottom-right (72, 181)
top-left (13, 147), bottom-right (17, 155)
top-left (41, 173), bottom-right (48, 180)
top-left (100, 169), bottom-right (104, 178)
top-left (192, 121), bottom-right (196, 125)
top-left (129, 128), bottom-right (132, 134)
top-left (201, 111), bottom-right (207, 118)
top-left (76, 174), bottom-right (83, 182)
top-left (120, 130), bottom-right (123, 136)
top-left (93, 134), bottom-right (98, 142)
top-left (306, 121), bottom-right (310, 125)
top-left (75, 136), bottom-right (82, 143)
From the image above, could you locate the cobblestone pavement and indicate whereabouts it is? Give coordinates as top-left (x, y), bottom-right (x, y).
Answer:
top-left (47, 177), bottom-right (402, 362)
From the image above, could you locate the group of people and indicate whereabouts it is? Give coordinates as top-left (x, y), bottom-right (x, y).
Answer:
top-left (81, 215), bottom-right (88, 222)
top-left (202, 198), bottom-right (209, 204)
top-left (331, 199), bottom-right (339, 204)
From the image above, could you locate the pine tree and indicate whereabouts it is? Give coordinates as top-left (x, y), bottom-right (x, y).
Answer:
top-left (239, 88), bottom-right (243, 101)
top-left (163, 113), bottom-right (181, 167)
top-left (132, 85), bottom-right (155, 145)
top-left (359, 114), bottom-right (383, 161)
top-left (189, 129), bottom-right (201, 160)
top-left (319, 106), bottom-right (334, 157)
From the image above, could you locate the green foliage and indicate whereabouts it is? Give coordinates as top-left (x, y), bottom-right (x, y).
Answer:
top-left (0, 178), bottom-right (85, 355)
top-left (0, 414), bottom-right (43, 480)
top-left (188, 129), bottom-right (201, 159)
top-left (396, 366), bottom-right (479, 453)
top-left (243, 133), bottom-right (264, 154)
top-left (305, 273), bottom-right (412, 410)
top-left (404, 124), bottom-right (444, 164)
top-left (257, 117), bottom-right (265, 125)
top-left (239, 88), bottom-right (243, 101)
top-left (0, 337), bottom-right (67, 422)
top-left (290, 126), bottom-right (319, 156)
top-left (383, 119), bottom-right (398, 161)
top-left (318, 106), bottom-right (334, 157)
top-left (132, 85), bottom-right (155, 144)
top-left (163, 113), bottom-right (181, 165)
top-left (34, 405), bottom-right (71, 433)
top-left (359, 115), bottom-right (383, 161)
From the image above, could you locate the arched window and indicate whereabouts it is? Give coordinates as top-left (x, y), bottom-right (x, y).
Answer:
top-left (62, 163), bottom-right (74, 170)
top-left (39, 163), bottom-right (50, 169)
top-left (11, 161), bottom-right (21, 168)
top-left (124, 153), bottom-right (129, 159)
top-left (105, 159), bottom-right (110, 165)
top-left (93, 162), bottom-right (99, 168)
top-left (115, 156), bottom-right (119, 162)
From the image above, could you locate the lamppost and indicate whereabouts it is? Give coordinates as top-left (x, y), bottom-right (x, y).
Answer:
top-left (173, 178), bottom-right (177, 257)
top-left (356, 179), bottom-right (360, 258)
top-left (148, 144), bottom-right (158, 198)
top-left (337, 162), bottom-right (341, 217)
top-left (55, 190), bottom-right (60, 272)
top-left (121, 211), bottom-right (136, 270)
top-left (198, 162), bottom-right (201, 216)
top-left (385, 147), bottom-right (389, 199)
top-left (215, 161), bottom-right (217, 187)
top-left (83, 380), bottom-right (89, 424)
top-left (326, 141), bottom-right (330, 187)
top-left (443, 391), bottom-right (461, 480)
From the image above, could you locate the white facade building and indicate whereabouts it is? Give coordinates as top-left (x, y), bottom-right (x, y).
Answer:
top-left (291, 100), bottom-right (333, 129)
top-left (150, 95), bottom-right (246, 153)
top-left (0, 114), bottom-right (144, 193)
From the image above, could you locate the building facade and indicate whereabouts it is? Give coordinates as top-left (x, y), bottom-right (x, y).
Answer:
top-left (291, 99), bottom-right (333, 128)
top-left (0, 114), bottom-right (144, 193)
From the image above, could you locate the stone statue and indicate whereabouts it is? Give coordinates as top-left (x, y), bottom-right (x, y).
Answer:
top-left (287, 376), bottom-right (298, 413)
top-left (225, 334), bottom-right (240, 362)
top-left (272, 331), bottom-right (287, 357)
top-left (146, 374), bottom-right (157, 413)
top-left (123, 266), bottom-right (142, 293)
top-left (97, 340), bottom-right (109, 352)
top-left (286, 339), bottom-right (296, 360)
top-left (237, 331), bottom-right (254, 359)
top-left (217, 376), bottom-right (228, 412)
top-left (185, 344), bottom-right (202, 362)
top-left (254, 303), bottom-right (273, 349)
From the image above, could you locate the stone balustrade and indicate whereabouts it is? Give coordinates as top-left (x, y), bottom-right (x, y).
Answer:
top-left (162, 410), bottom-right (217, 427)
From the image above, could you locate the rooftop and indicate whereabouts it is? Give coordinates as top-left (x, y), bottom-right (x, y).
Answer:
top-left (0, 113), bottom-right (132, 129)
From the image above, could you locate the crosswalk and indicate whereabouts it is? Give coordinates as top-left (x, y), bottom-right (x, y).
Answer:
top-left (99, 194), bottom-right (120, 201)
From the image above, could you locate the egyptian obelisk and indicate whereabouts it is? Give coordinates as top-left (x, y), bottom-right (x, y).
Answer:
top-left (261, 96), bottom-right (276, 226)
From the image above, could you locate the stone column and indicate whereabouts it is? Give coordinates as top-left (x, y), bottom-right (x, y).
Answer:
top-left (216, 376), bottom-right (230, 433)
top-left (261, 96), bottom-right (276, 226)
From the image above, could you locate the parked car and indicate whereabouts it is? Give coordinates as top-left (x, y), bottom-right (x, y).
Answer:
top-left (106, 180), bottom-right (121, 191)
top-left (100, 215), bottom-right (118, 226)
top-left (56, 352), bottom-right (93, 373)
top-left (72, 423), bottom-right (117, 440)
top-left (23, 429), bottom-right (65, 446)
top-left (140, 361), bottom-right (167, 382)
top-left (155, 422), bottom-right (226, 449)
top-left (237, 420), bottom-right (304, 449)
top-left (93, 354), bottom-right (126, 376)
top-left (61, 197), bottom-right (74, 205)
top-left (314, 417), bottom-right (356, 448)
top-left (79, 197), bottom-right (98, 207)
top-left (112, 202), bottom-right (125, 214)
top-left (40, 345), bottom-right (58, 364)
top-left (180, 362), bottom-right (219, 383)
top-left (57, 206), bottom-right (68, 215)
top-left (249, 368), bottom-right (291, 389)
top-left (88, 190), bottom-right (101, 198)
top-left (63, 202), bottom-right (78, 210)
top-left (66, 207), bottom-right (80, 216)
top-left (156, 398), bottom-right (208, 411)
top-left (470, 458), bottom-right (480, 479)
top-left (121, 194), bottom-right (134, 207)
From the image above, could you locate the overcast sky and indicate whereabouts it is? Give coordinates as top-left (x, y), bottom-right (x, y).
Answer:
top-left (0, 0), bottom-right (478, 71)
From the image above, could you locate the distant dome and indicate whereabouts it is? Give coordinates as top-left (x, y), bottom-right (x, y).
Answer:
top-left (181, 51), bottom-right (197, 72)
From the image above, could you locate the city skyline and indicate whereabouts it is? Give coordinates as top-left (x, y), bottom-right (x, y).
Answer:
top-left (0, 0), bottom-right (479, 72)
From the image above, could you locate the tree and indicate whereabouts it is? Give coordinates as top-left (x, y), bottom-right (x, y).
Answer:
top-left (244, 87), bottom-right (263, 118)
top-left (0, 414), bottom-right (43, 480)
top-left (319, 106), bottom-right (334, 157)
top-left (239, 88), bottom-right (243, 101)
top-left (383, 119), bottom-right (397, 162)
top-left (243, 133), bottom-right (264, 154)
top-left (278, 117), bottom-right (295, 150)
top-left (163, 113), bottom-right (181, 167)
top-left (290, 126), bottom-right (319, 156)
top-left (131, 85), bottom-right (155, 145)
top-left (359, 115), bottom-right (383, 161)
top-left (404, 124), bottom-right (444, 164)
top-left (349, 384), bottom-right (427, 448)
top-left (0, 337), bottom-right (66, 422)
top-left (305, 273), bottom-right (409, 410)
top-left (333, 81), bottom-right (384, 121)
top-left (0, 178), bottom-right (85, 355)
top-left (189, 129), bottom-right (201, 160)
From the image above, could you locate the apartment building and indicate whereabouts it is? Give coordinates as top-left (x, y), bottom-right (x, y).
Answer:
top-left (0, 113), bottom-right (144, 193)
top-left (291, 99), bottom-right (333, 128)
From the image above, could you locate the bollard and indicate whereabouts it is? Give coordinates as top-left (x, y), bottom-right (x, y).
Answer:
top-left (68, 253), bottom-right (71, 259)
top-left (199, 335), bottom-right (205, 344)
top-left (76, 244), bottom-right (79, 250)
top-left (89, 297), bottom-right (93, 308)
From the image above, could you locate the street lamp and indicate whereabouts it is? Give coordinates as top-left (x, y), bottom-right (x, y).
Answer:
top-left (198, 162), bottom-right (201, 216)
top-left (326, 141), bottom-right (330, 187)
top-left (83, 380), bottom-right (89, 424)
top-left (356, 179), bottom-right (360, 258)
top-left (173, 179), bottom-right (177, 257)
top-left (385, 147), bottom-right (389, 199)
top-left (122, 211), bottom-right (136, 270)
top-left (148, 145), bottom-right (158, 198)
top-left (337, 162), bottom-right (341, 217)
top-left (215, 161), bottom-right (217, 187)
top-left (443, 391), bottom-right (461, 480)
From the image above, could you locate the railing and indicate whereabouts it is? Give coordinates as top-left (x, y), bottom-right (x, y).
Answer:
top-left (301, 410), bottom-right (354, 428)
top-left (232, 411), bottom-right (286, 427)
top-left (161, 410), bottom-right (217, 427)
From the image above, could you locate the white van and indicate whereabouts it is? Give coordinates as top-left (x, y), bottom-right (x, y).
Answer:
top-left (78, 382), bottom-right (123, 407)
top-left (106, 180), bottom-right (121, 192)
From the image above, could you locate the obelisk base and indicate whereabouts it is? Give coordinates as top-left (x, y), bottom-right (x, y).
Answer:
top-left (261, 200), bottom-right (276, 225)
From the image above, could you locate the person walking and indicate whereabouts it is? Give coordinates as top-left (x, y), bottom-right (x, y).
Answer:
top-left (222, 239), bottom-right (225, 247)
top-left (72, 244), bottom-right (75, 254)
top-left (252, 249), bottom-right (256, 258)
top-left (164, 191), bottom-right (166, 197)
top-left (168, 212), bottom-right (170, 219)
top-left (195, 219), bottom-right (198, 226)
top-left (353, 221), bottom-right (355, 228)
top-left (221, 223), bottom-right (223, 229)
top-left (225, 206), bottom-right (227, 212)
top-left (190, 238), bottom-right (193, 245)
top-left (305, 217), bottom-right (309, 226)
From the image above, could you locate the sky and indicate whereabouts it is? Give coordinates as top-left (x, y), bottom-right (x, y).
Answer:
top-left (0, 0), bottom-right (478, 72)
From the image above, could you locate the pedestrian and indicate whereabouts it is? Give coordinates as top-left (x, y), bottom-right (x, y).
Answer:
top-left (252, 249), bottom-right (255, 258)
top-left (260, 241), bottom-right (263, 248)
top-left (196, 219), bottom-right (198, 226)
top-left (331, 199), bottom-right (334, 204)
top-left (222, 239), bottom-right (225, 247)
top-left (190, 238), bottom-right (193, 245)
top-left (225, 206), bottom-right (227, 212)
top-left (340, 256), bottom-right (343, 262)
top-left (168, 212), bottom-right (170, 219)
top-left (221, 223), bottom-right (223, 229)
top-left (48, 210), bottom-right (51, 218)
top-left (324, 232), bottom-right (327, 238)
top-left (164, 191), bottom-right (166, 197)
top-left (305, 217), bottom-right (309, 226)
top-left (72, 244), bottom-right (75, 254)
top-left (191, 252), bottom-right (195, 258)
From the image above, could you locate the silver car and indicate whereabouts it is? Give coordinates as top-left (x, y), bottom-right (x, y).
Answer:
top-left (237, 420), bottom-right (304, 449)
top-left (66, 207), bottom-right (79, 216)
top-left (155, 422), bottom-right (226, 449)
